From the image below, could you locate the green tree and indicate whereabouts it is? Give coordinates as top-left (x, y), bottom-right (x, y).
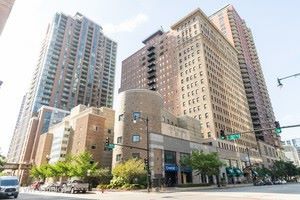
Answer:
top-left (0, 154), bottom-right (5, 172)
top-left (271, 160), bottom-right (298, 180)
top-left (68, 151), bottom-right (98, 180)
top-left (112, 158), bottom-right (147, 185)
top-left (180, 151), bottom-right (224, 187)
top-left (255, 166), bottom-right (273, 178)
top-left (30, 164), bottom-right (51, 181)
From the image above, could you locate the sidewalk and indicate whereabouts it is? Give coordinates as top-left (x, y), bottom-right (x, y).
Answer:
top-left (149, 183), bottom-right (254, 193)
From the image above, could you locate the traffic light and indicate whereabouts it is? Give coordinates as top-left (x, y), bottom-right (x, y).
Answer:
top-left (105, 137), bottom-right (110, 147)
top-left (220, 130), bottom-right (226, 140)
top-left (274, 121), bottom-right (282, 135)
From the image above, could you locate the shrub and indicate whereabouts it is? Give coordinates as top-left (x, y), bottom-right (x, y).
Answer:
top-left (109, 177), bottom-right (126, 189)
top-left (97, 184), bottom-right (108, 190)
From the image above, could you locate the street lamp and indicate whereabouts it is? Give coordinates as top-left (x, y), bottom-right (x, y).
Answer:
top-left (132, 112), bottom-right (151, 193)
top-left (87, 169), bottom-right (91, 191)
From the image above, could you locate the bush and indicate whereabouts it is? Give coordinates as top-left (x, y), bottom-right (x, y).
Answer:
top-left (97, 184), bottom-right (108, 190)
top-left (109, 177), bottom-right (126, 189)
top-left (177, 183), bottom-right (211, 188)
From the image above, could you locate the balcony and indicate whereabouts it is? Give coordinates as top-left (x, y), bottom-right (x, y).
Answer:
top-left (147, 79), bottom-right (156, 86)
top-left (147, 46), bottom-right (155, 51)
top-left (148, 63), bottom-right (155, 68)
top-left (147, 57), bottom-right (156, 63)
top-left (147, 51), bottom-right (155, 57)
top-left (147, 67), bottom-right (156, 73)
top-left (147, 72), bottom-right (156, 79)
top-left (149, 85), bottom-right (156, 91)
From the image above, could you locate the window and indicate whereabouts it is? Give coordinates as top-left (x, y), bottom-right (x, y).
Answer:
top-left (164, 150), bottom-right (176, 164)
top-left (108, 129), bottom-right (112, 134)
top-left (91, 145), bottom-right (96, 149)
top-left (132, 153), bottom-right (140, 158)
top-left (93, 125), bottom-right (99, 132)
top-left (132, 134), bottom-right (140, 142)
top-left (117, 136), bottom-right (122, 144)
top-left (116, 154), bottom-right (122, 161)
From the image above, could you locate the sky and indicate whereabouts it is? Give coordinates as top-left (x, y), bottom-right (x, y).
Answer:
top-left (0, 0), bottom-right (300, 155)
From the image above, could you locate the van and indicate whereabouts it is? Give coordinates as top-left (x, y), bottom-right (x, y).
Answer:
top-left (0, 176), bottom-right (19, 198)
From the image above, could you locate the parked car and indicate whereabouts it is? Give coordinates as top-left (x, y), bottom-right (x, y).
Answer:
top-left (254, 180), bottom-right (264, 186)
top-left (274, 180), bottom-right (282, 185)
top-left (50, 182), bottom-right (67, 192)
top-left (61, 180), bottom-right (89, 194)
top-left (263, 179), bottom-right (273, 185)
top-left (40, 183), bottom-right (55, 191)
top-left (281, 180), bottom-right (287, 184)
top-left (0, 176), bottom-right (19, 199)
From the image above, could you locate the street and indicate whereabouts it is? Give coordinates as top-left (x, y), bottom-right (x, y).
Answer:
top-left (13, 183), bottom-right (300, 200)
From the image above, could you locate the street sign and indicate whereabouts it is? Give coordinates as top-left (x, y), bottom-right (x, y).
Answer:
top-left (227, 133), bottom-right (241, 140)
top-left (108, 144), bottom-right (115, 149)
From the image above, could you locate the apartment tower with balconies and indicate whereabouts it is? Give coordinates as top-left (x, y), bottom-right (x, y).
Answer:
top-left (7, 12), bottom-right (117, 163)
top-left (210, 5), bottom-right (280, 147)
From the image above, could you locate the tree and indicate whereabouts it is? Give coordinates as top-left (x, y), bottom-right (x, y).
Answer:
top-left (0, 154), bottom-right (5, 173)
top-left (68, 151), bottom-right (98, 180)
top-left (271, 160), bottom-right (298, 180)
top-left (112, 158), bottom-right (147, 185)
top-left (180, 151), bottom-right (224, 186)
top-left (92, 168), bottom-right (113, 184)
top-left (255, 166), bottom-right (273, 178)
top-left (30, 164), bottom-right (51, 181)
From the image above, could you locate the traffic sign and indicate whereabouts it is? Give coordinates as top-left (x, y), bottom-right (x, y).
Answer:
top-left (108, 144), bottom-right (115, 149)
top-left (227, 133), bottom-right (241, 140)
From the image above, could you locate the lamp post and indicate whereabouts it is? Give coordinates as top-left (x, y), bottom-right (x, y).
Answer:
top-left (87, 169), bottom-right (91, 191)
top-left (133, 112), bottom-right (151, 193)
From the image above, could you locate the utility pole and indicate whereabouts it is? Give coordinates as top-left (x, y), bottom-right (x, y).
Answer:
top-left (133, 112), bottom-right (151, 193)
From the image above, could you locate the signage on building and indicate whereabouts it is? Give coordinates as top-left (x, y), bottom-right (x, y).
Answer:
top-left (165, 164), bottom-right (178, 172)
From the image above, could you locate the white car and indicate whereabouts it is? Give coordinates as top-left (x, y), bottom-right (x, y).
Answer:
top-left (0, 176), bottom-right (19, 199)
top-left (281, 180), bottom-right (287, 184)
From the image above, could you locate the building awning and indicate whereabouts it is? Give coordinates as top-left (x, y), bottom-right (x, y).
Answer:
top-left (180, 166), bottom-right (192, 173)
top-left (226, 167), bottom-right (235, 177)
top-left (233, 167), bottom-right (243, 177)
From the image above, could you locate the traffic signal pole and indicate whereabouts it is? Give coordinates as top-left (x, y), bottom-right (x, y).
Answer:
top-left (237, 123), bottom-right (300, 135)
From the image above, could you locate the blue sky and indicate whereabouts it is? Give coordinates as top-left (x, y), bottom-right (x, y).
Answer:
top-left (0, 0), bottom-right (299, 155)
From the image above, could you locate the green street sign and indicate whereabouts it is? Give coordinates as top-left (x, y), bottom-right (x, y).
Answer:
top-left (227, 133), bottom-right (241, 141)
top-left (108, 144), bottom-right (115, 149)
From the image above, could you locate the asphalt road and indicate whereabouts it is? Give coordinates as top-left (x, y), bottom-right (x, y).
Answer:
top-left (12, 183), bottom-right (300, 200)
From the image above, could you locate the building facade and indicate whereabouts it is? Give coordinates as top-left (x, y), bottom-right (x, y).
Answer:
top-left (120, 8), bottom-right (258, 161)
top-left (38, 105), bottom-right (115, 169)
top-left (7, 12), bottom-right (117, 164)
top-left (119, 30), bottom-right (181, 115)
top-left (283, 139), bottom-right (300, 161)
top-left (282, 145), bottom-right (300, 167)
top-left (113, 89), bottom-right (260, 186)
top-left (210, 5), bottom-right (280, 147)
top-left (0, 0), bottom-right (15, 35)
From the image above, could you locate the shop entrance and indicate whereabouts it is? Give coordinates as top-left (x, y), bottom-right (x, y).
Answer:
top-left (165, 171), bottom-right (177, 187)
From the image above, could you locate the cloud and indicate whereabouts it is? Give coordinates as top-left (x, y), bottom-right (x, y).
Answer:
top-left (103, 13), bottom-right (148, 33)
